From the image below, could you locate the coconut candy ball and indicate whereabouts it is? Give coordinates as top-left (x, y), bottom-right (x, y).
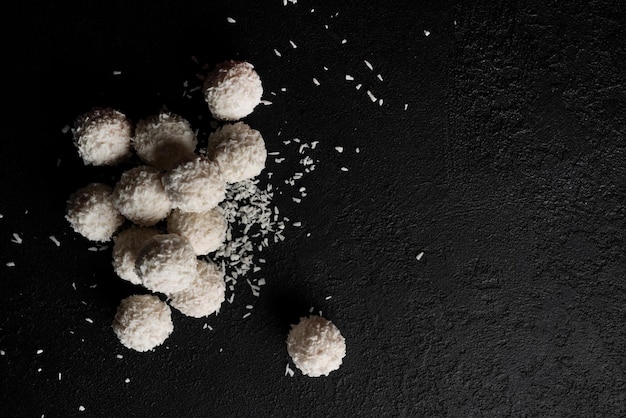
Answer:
top-left (132, 112), bottom-right (197, 170)
top-left (112, 165), bottom-right (172, 226)
top-left (66, 183), bottom-right (124, 242)
top-left (168, 259), bottom-right (226, 318)
top-left (203, 61), bottom-right (263, 121)
top-left (72, 108), bottom-right (133, 166)
top-left (287, 315), bottom-right (346, 377)
top-left (112, 226), bottom-right (161, 285)
top-left (112, 294), bottom-right (173, 352)
top-left (161, 156), bottom-right (226, 213)
top-left (166, 208), bottom-right (226, 255)
top-left (207, 122), bottom-right (267, 183)
top-left (135, 233), bottom-right (197, 294)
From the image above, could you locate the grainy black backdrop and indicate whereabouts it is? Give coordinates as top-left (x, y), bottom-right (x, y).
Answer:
top-left (1, 1), bottom-right (625, 417)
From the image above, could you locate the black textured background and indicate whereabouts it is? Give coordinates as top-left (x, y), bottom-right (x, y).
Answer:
top-left (1, 1), bottom-right (625, 416)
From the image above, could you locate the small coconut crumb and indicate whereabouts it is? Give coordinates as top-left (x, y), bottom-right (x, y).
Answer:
top-left (116, 354), bottom-right (123, 359)
top-left (293, 221), bottom-right (302, 227)
top-left (6, 262), bottom-right (15, 267)
top-left (285, 363), bottom-right (295, 377)
top-left (11, 233), bottom-right (22, 244)
top-left (340, 167), bottom-right (349, 172)
top-left (274, 49), bottom-right (282, 57)
top-left (416, 251), bottom-right (424, 261)
top-left (289, 40), bottom-right (297, 49)
top-left (367, 90), bottom-right (377, 102)
top-left (227, 17), bottom-right (236, 23)
top-left (379, 99), bottom-right (383, 106)
top-left (356, 84), bottom-right (362, 90)
top-left (59, 372), bottom-right (62, 381)
top-left (243, 312), bottom-right (251, 319)
top-left (37, 349), bottom-right (43, 355)
top-left (341, 39), bottom-right (347, 44)
top-left (313, 78), bottom-right (320, 86)
top-left (356, 148), bottom-right (360, 153)
top-left (79, 406), bottom-right (85, 412)
top-left (404, 103), bottom-right (409, 111)
top-left (85, 318), bottom-right (93, 324)
top-left (377, 74), bottom-right (383, 81)
top-left (113, 70), bottom-right (122, 75)
top-left (424, 30), bottom-right (431, 36)
top-left (364, 60), bottom-right (373, 71)
top-left (345, 75), bottom-right (354, 81)
top-left (125, 378), bottom-right (131, 383)
top-left (326, 296), bottom-right (332, 300)
top-left (335, 146), bottom-right (344, 153)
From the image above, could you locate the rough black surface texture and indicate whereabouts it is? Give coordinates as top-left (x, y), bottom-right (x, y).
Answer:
top-left (1, 1), bottom-right (625, 417)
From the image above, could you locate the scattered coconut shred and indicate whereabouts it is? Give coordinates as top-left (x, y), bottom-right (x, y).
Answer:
top-left (64, 56), bottom-right (345, 376)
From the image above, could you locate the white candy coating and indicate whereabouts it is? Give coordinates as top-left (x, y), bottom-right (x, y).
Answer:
top-left (204, 61), bottom-right (263, 121)
top-left (72, 108), bottom-right (133, 166)
top-left (161, 156), bottom-right (226, 213)
top-left (65, 183), bottom-right (125, 242)
top-left (133, 112), bottom-right (197, 170)
top-left (135, 234), bottom-right (197, 294)
top-left (166, 208), bottom-right (226, 255)
top-left (207, 122), bottom-right (267, 183)
top-left (168, 259), bottom-right (226, 318)
top-left (112, 226), bottom-right (161, 285)
top-left (112, 294), bottom-right (173, 352)
top-left (112, 166), bottom-right (172, 226)
top-left (287, 316), bottom-right (346, 377)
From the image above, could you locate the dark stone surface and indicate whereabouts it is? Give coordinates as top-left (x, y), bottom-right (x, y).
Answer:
top-left (1, 0), bottom-right (625, 416)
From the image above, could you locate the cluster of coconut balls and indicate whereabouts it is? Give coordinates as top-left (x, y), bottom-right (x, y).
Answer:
top-left (65, 60), bottom-right (345, 377)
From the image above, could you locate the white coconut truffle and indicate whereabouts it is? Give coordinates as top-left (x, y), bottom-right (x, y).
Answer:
top-left (161, 156), bottom-right (226, 213)
top-left (166, 208), bottom-right (226, 255)
top-left (168, 259), bottom-right (226, 318)
top-left (112, 166), bottom-right (172, 226)
top-left (66, 183), bottom-right (124, 242)
top-left (112, 226), bottom-right (161, 285)
top-left (207, 122), bottom-right (267, 183)
top-left (203, 61), bottom-right (263, 121)
top-left (112, 294), bottom-right (173, 352)
top-left (133, 112), bottom-right (197, 170)
top-left (287, 315), bottom-right (346, 377)
top-left (135, 233), bottom-right (197, 294)
top-left (72, 108), bottom-right (133, 166)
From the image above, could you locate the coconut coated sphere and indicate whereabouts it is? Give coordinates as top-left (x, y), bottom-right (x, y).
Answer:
top-left (135, 234), bottom-right (197, 294)
top-left (207, 122), bottom-right (267, 183)
top-left (133, 112), bottom-right (197, 170)
top-left (167, 208), bottom-right (227, 255)
top-left (287, 315), bottom-right (346, 377)
top-left (168, 259), bottom-right (226, 318)
top-left (161, 156), bottom-right (226, 213)
top-left (66, 183), bottom-right (125, 242)
top-left (204, 61), bottom-right (263, 121)
top-left (112, 294), bottom-right (173, 352)
top-left (112, 226), bottom-right (161, 285)
top-left (72, 108), bottom-right (133, 166)
top-left (112, 166), bottom-right (172, 226)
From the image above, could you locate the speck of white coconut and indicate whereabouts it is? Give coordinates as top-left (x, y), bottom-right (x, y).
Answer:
top-left (289, 40), bottom-right (297, 49)
top-left (341, 167), bottom-right (349, 172)
top-left (404, 103), bottom-right (409, 111)
top-left (416, 251), bottom-right (424, 261)
top-left (79, 406), bottom-right (85, 412)
top-left (125, 378), bottom-right (130, 383)
top-left (11, 233), bottom-right (22, 244)
top-left (0, 350), bottom-right (5, 355)
top-left (274, 49), bottom-right (282, 57)
top-left (424, 30), bottom-right (431, 36)
top-left (227, 17), bottom-right (236, 23)
top-left (116, 354), bottom-right (123, 359)
top-left (356, 84), bottom-right (362, 90)
top-left (377, 74), bottom-right (383, 81)
top-left (85, 318), bottom-right (93, 324)
top-left (243, 312), bottom-right (251, 319)
top-left (37, 349), bottom-right (43, 355)
top-left (6, 262), bottom-right (15, 267)
top-left (367, 90), bottom-right (377, 102)
top-left (345, 75), bottom-right (354, 81)
top-left (364, 60), bottom-right (373, 71)
top-left (313, 78), bottom-right (320, 86)
top-left (341, 39), bottom-right (347, 44)
top-left (58, 372), bottom-right (62, 381)
top-left (285, 363), bottom-right (295, 377)
top-left (335, 146), bottom-right (344, 153)
top-left (379, 99), bottom-right (384, 106)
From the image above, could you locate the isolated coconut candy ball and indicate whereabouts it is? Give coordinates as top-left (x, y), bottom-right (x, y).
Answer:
top-left (204, 60), bottom-right (263, 121)
top-left (287, 315), bottom-right (346, 377)
top-left (112, 165), bottom-right (172, 226)
top-left (207, 122), bottom-right (267, 183)
top-left (135, 233), bottom-right (197, 294)
top-left (72, 107), bottom-right (133, 166)
top-left (112, 226), bottom-right (161, 285)
top-left (112, 294), bottom-right (173, 352)
top-left (66, 183), bottom-right (124, 242)
top-left (161, 156), bottom-right (226, 213)
top-left (132, 112), bottom-right (197, 170)
top-left (168, 259), bottom-right (226, 318)
top-left (166, 208), bottom-right (227, 255)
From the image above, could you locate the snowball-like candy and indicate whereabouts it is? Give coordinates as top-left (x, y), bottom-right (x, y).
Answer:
top-left (133, 112), bottom-right (197, 170)
top-left (207, 122), bottom-right (267, 183)
top-left (112, 166), bottom-right (172, 226)
top-left (66, 183), bottom-right (124, 242)
top-left (287, 316), bottom-right (346, 377)
top-left (112, 226), bottom-right (161, 285)
top-left (72, 108), bottom-right (133, 166)
top-left (166, 208), bottom-right (226, 255)
top-left (135, 233), bottom-right (197, 293)
top-left (161, 156), bottom-right (226, 213)
top-left (112, 294), bottom-right (173, 352)
top-left (168, 259), bottom-right (226, 318)
top-left (203, 61), bottom-right (263, 121)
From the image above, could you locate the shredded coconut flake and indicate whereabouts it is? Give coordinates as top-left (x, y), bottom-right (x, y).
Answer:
top-left (49, 236), bottom-right (60, 247)
top-left (227, 17), bottom-right (236, 23)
